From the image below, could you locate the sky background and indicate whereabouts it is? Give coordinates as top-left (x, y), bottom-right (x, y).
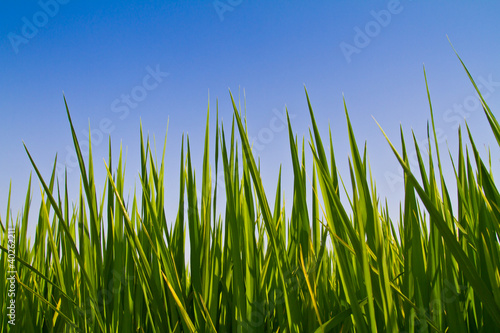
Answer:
top-left (1, 0), bottom-right (500, 236)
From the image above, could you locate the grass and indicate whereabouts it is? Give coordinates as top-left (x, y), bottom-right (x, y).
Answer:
top-left (1, 53), bottom-right (500, 332)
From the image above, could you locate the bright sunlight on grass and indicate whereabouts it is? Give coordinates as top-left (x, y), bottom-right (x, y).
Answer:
top-left (1, 53), bottom-right (499, 332)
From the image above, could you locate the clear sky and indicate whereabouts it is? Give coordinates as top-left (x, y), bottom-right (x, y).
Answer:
top-left (1, 1), bottom-right (500, 235)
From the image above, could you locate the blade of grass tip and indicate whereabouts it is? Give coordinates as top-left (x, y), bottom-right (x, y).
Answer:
top-left (400, 126), bottom-right (428, 330)
top-left (287, 111), bottom-right (310, 262)
top-left (43, 154), bottom-right (58, 216)
top-left (273, 166), bottom-right (282, 227)
top-left (308, 95), bottom-right (361, 249)
top-left (39, 189), bottom-right (67, 295)
top-left (103, 159), bottom-right (162, 333)
top-left (6, 181), bottom-right (12, 230)
top-left (310, 145), bottom-right (364, 266)
top-left (423, 66), bottom-right (445, 178)
top-left (103, 138), bottom-right (115, 315)
top-left (242, 139), bottom-right (256, 224)
top-left (308, 108), bottom-right (368, 331)
top-left (0, 182), bottom-right (10, 232)
top-left (374, 117), bottom-right (500, 327)
top-left (448, 36), bottom-right (500, 147)
top-left (136, 142), bottom-right (189, 316)
top-left (185, 136), bottom-right (204, 305)
top-left (23, 142), bottom-right (106, 331)
top-left (344, 98), bottom-right (383, 331)
top-left (230, 90), bottom-right (300, 332)
top-left (312, 161), bottom-right (320, 255)
top-left (86, 120), bottom-right (104, 273)
top-left (410, 131), bottom-right (430, 195)
top-left (103, 160), bottom-right (152, 277)
top-left (344, 97), bottom-right (375, 240)
top-left (63, 96), bottom-right (103, 275)
top-left (158, 118), bottom-right (169, 234)
top-left (201, 100), bottom-right (212, 303)
top-left (213, 99), bottom-right (220, 226)
top-left (20, 174), bottom-right (32, 256)
top-left (328, 126), bottom-right (339, 200)
top-left (173, 135), bottom-right (186, 276)
top-left (465, 124), bottom-right (500, 210)
top-left (239, 143), bottom-right (258, 326)
top-left (230, 114), bottom-right (236, 164)
top-left (220, 126), bottom-right (247, 328)
top-left (424, 65), bottom-right (458, 229)
top-left (305, 87), bottom-right (328, 168)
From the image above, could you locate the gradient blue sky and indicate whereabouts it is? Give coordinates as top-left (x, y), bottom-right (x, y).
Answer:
top-left (1, 1), bottom-right (500, 235)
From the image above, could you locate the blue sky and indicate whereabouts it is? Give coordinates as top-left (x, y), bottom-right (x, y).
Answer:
top-left (1, 1), bottom-right (500, 234)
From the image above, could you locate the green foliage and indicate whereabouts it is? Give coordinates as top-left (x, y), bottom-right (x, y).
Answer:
top-left (1, 58), bottom-right (500, 332)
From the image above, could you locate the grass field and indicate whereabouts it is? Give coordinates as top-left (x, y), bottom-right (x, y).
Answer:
top-left (1, 54), bottom-right (500, 332)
